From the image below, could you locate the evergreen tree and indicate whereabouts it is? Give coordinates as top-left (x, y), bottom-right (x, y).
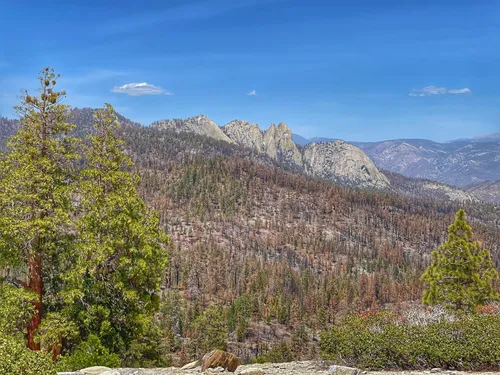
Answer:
top-left (192, 306), bottom-right (228, 357)
top-left (0, 67), bottom-right (78, 350)
top-left (421, 209), bottom-right (499, 311)
top-left (62, 104), bottom-right (169, 364)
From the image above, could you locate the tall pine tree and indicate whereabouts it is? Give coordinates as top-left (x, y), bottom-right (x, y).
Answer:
top-left (0, 67), bottom-right (78, 350)
top-left (421, 209), bottom-right (499, 310)
top-left (63, 104), bottom-right (169, 364)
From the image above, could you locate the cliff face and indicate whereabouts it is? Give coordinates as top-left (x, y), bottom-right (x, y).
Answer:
top-left (262, 122), bottom-right (303, 168)
top-left (223, 120), bottom-right (387, 188)
top-left (303, 141), bottom-right (390, 189)
top-left (152, 115), bottom-right (234, 144)
top-left (222, 120), bottom-right (264, 153)
top-left (150, 114), bottom-right (387, 189)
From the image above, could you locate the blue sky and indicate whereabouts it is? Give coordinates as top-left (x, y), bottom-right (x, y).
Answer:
top-left (0, 0), bottom-right (499, 142)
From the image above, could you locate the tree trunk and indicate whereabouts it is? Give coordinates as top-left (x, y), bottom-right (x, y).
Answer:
top-left (27, 253), bottom-right (42, 351)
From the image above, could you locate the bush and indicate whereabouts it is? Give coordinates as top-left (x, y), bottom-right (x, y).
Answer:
top-left (320, 311), bottom-right (500, 370)
top-left (255, 341), bottom-right (294, 363)
top-left (55, 334), bottom-right (120, 371)
top-left (0, 334), bottom-right (56, 375)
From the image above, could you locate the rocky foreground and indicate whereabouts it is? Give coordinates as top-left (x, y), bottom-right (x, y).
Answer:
top-left (58, 363), bottom-right (500, 375)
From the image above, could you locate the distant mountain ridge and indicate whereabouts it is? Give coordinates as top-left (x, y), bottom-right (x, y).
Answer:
top-left (293, 133), bottom-right (500, 188)
top-left (152, 115), bottom-right (390, 189)
top-left (0, 110), bottom-right (490, 202)
top-left (466, 180), bottom-right (500, 203)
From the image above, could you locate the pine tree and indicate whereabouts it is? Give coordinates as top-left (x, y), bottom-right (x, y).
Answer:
top-left (63, 104), bottom-right (169, 364)
top-left (421, 209), bottom-right (499, 311)
top-left (0, 67), bottom-right (78, 350)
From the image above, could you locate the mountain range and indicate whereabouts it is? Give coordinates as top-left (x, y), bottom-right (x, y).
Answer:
top-left (293, 133), bottom-right (500, 188)
top-left (150, 114), bottom-right (497, 202)
top-left (1, 112), bottom-right (498, 202)
top-left (1, 107), bottom-right (499, 362)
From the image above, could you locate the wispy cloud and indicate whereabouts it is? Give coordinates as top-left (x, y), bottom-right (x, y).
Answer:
top-left (96, 0), bottom-right (275, 36)
top-left (63, 69), bottom-right (128, 86)
top-left (247, 90), bottom-right (257, 96)
top-left (410, 86), bottom-right (472, 96)
top-left (447, 88), bottom-right (472, 95)
top-left (112, 82), bottom-right (172, 96)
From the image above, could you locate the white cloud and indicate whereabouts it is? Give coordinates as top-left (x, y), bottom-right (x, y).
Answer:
top-left (247, 90), bottom-right (257, 96)
top-left (112, 82), bottom-right (172, 96)
top-left (448, 88), bottom-right (471, 94)
top-left (410, 86), bottom-right (471, 96)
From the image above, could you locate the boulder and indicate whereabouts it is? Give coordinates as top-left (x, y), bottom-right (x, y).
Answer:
top-left (79, 367), bottom-right (114, 375)
top-left (201, 349), bottom-right (241, 372)
top-left (328, 365), bottom-right (361, 375)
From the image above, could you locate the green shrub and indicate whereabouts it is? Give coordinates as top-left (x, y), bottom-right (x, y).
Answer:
top-left (254, 341), bottom-right (294, 363)
top-left (320, 312), bottom-right (500, 370)
top-left (55, 334), bottom-right (120, 371)
top-left (0, 334), bottom-right (56, 375)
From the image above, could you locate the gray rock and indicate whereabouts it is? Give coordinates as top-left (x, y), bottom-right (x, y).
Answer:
top-left (238, 368), bottom-right (265, 375)
top-left (304, 141), bottom-right (390, 189)
top-left (152, 115), bottom-right (235, 144)
top-left (223, 120), bottom-right (264, 153)
top-left (79, 367), bottom-right (113, 375)
top-left (430, 369), bottom-right (442, 373)
top-left (328, 365), bottom-right (361, 375)
top-left (262, 122), bottom-right (303, 168)
top-left (181, 361), bottom-right (200, 370)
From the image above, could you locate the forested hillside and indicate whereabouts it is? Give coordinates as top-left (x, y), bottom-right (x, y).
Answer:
top-left (116, 119), bottom-right (500, 362)
top-left (2, 107), bottom-right (500, 365)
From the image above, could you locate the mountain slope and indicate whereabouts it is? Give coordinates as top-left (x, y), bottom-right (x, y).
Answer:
top-left (383, 170), bottom-right (478, 203)
top-left (353, 138), bottom-right (500, 187)
top-left (120, 121), bottom-right (500, 361)
top-left (294, 132), bottom-right (500, 189)
top-left (2, 107), bottom-right (499, 362)
top-left (0, 117), bottom-right (20, 151)
top-left (467, 180), bottom-right (500, 203)
top-left (152, 114), bottom-right (235, 144)
top-left (303, 141), bottom-right (389, 189)
top-left (222, 120), bottom-right (388, 188)
top-left (1, 109), bottom-right (491, 202)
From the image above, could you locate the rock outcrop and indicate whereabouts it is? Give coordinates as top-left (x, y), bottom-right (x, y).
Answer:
top-left (466, 180), bottom-right (500, 203)
top-left (57, 362), bottom-right (499, 375)
top-left (223, 120), bottom-right (264, 153)
top-left (151, 114), bottom-right (389, 189)
top-left (223, 121), bottom-right (303, 168)
top-left (421, 182), bottom-right (478, 202)
top-left (223, 121), bottom-right (387, 189)
top-left (303, 141), bottom-right (390, 189)
top-left (152, 115), bottom-right (234, 144)
top-left (262, 123), bottom-right (303, 168)
top-left (201, 349), bottom-right (241, 372)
